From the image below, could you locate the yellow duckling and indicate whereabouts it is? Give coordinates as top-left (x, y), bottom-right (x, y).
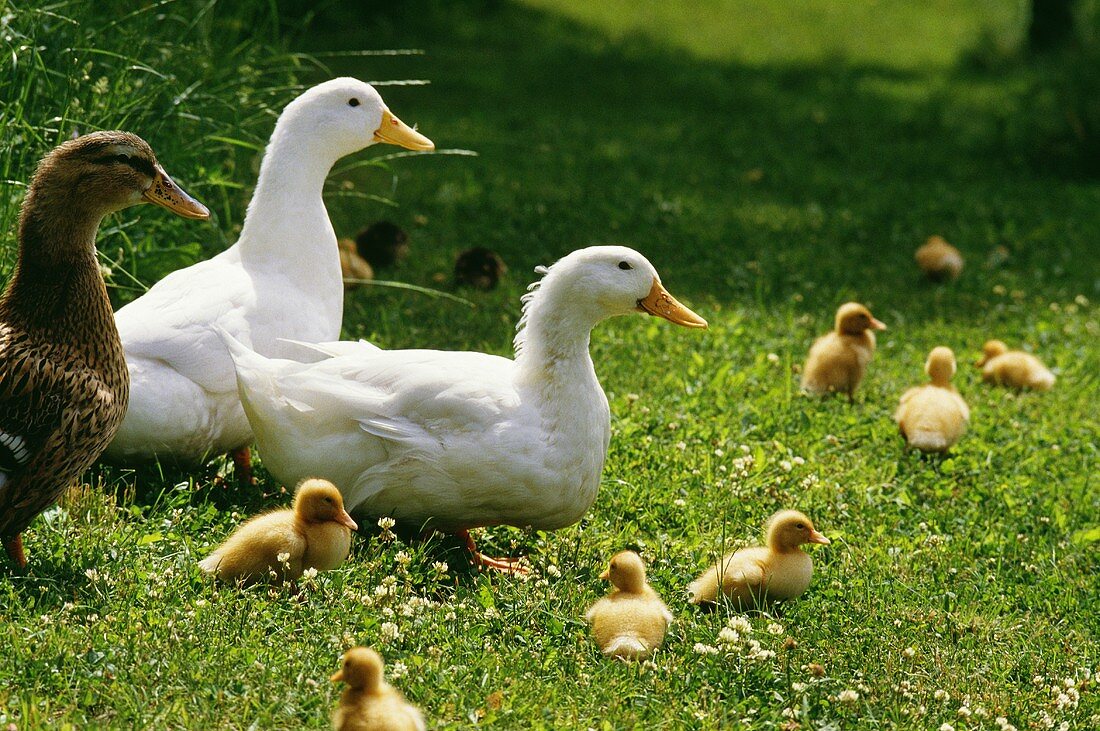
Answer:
top-left (915, 235), bottom-right (963, 281)
top-left (800, 302), bottom-right (887, 401)
top-left (198, 478), bottom-right (357, 583)
top-left (584, 551), bottom-right (674, 660)
top-left (339, 237), bottom-right (375, 289)
top-left (976, 340), bottom-right (1055, 391)
top-left (688, 510), bottom-right (829, 607)
top-left (331, 647), bottom-right (425, 731)
top-left (894, 346), bottom-right (970, 452)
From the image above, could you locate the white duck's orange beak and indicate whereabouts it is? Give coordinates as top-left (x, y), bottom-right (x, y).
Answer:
top-left (637, 279), bottom-right (708, 329)
top-left (373, 108), bottom-right (434, 151)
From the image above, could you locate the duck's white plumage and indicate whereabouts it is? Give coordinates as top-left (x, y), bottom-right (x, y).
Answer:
top-left (225, 246), bottom-right (706, 531)
top-left (105, 78), bottom-right (432, 464)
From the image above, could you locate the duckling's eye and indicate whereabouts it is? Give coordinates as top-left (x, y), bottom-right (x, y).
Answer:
top-left (324, 497), bottom-right (334, 504)
top-left (797, 524), bottom-right (807, 530)
top-left (617, 261), bottom-right (632, 271)
top-left (348, 98), bottom-right (361, 108)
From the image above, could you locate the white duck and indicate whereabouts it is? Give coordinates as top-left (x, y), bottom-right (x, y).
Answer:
top-left (223, 246), bottom-right (707, 570)
top-left (103, 78), bottom-right (433, 479)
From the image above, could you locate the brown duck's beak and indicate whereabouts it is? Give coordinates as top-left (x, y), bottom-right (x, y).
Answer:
top-left (330, 669), bottom-right (344, 683)
top-left (337, 510), bottom-right (359, 531)
top-left (143, 164), bottom-right (210, 219)
top-left (374, 108), bottom-right (434, 151)
top-left (637, 279), bottom-right (708, 329)
top-left (808, 530), bottom-right (831, 545)
top-left (599, 568), bottom-right (610, 580)
top-left (869, 317), bottom-right (887, 331)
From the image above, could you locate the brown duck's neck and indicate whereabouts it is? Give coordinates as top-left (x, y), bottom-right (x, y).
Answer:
top-left (2, 209), bottom-right (120, 368)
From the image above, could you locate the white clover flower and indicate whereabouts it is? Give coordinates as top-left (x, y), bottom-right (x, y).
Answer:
top-left (766, 622), bottom-right (784, 636)
top-left (444, 611), bottom-right (457, 621)
top-left (714, 448), bottom-right (725, 457)
top-left (545, 564), bottom-right (561, 578)
top-left (693, 643), bottom-right (719, 656)
top-left (717, 627), bottom-right (741, 646)
top-left (934, 689), bottom-right (950, 702)
top-left (837, 689), bottom-right (859, 704)
top-left (377, 517), bottom-right (396, 530)
top-left (432, 561), bottom-right (448, 574)
top-left (767, 353), bottom-right (780, 363)
top-left (673, 498), bottom-right (686, 507)
top-left (938, 724), bottom-right (955, 731)
top-left (276, 552), bottom-right (290, 564)
top-left (779, 459), bottom-right (793, 472)
top-left (380, 622), bottom-right (400, 641)
top-left (84, 568), bottom-right (100, 582)
top-left (728, 616), bottom-right (752, 634)
top-left (394, 550), bottom-right (411, 566)
top-left (902, 646), bottom-right (916, 659)
top-left (957, 705), bottom-right (971, 718)
top-left (792, 682), bottom-right (807, 692)
top-left (301, 567), bottom-right (318, 581)
top-left (675, 441), bottom-right (687, 451)
top-left (390, 661), bottom-right (408, 679)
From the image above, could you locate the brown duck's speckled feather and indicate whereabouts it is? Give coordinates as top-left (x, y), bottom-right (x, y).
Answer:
top-left (0, 132), bottom-right (144, 553)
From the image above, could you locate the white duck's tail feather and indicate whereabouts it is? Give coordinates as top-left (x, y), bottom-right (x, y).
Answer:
top-left (276, 338), bottom-right (381, 361)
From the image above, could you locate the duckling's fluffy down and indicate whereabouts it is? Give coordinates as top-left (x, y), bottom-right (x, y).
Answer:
top-left (894, 386), bottom-right (969, 452)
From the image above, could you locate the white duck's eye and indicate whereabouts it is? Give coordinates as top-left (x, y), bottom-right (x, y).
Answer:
top-left (617, 261), bottom-right (632, 270)
top-left (348, 98), bottom-right (361, 107)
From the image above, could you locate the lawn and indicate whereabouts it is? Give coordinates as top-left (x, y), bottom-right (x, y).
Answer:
top-left (1, 0), bottom-right (1098, 729)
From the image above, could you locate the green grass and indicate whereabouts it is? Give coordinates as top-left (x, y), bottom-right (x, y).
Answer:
top-left (2, 0), bottom-right (1099, 728)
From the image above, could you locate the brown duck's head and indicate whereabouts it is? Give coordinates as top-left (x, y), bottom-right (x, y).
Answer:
top-left (599, 550), bottom-right (648, 593)
top-left (835, 302), bottom-right (887, 336)
top-left (331, 646), bottom-right (384, 692)
top-left (766, 510), bottom-right (830, 552)
top-left (293, 478), bottom-right (359, 531)
top-left (31, 131), bottom-right (209, 220)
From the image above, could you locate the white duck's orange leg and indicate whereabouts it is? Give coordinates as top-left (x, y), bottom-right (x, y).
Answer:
top-left (230, 447), bottom-right (256, 486)
top-left (457, 529), bottom-right (529, 574)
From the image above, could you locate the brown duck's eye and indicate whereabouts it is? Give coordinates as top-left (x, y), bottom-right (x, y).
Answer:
top-left (348, 98), bottom-right (361, 107)
top-left (617, 261), bottom-right (632, 270)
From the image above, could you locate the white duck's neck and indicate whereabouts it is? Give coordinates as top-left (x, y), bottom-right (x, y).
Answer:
top-left (236, 125), bottom-right (341, 264)
top-left (514, 298), bottom-right (600, 393)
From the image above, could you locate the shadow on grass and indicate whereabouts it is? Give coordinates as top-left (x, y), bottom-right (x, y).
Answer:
top-left (288, 0), bottom-right (1096, 320)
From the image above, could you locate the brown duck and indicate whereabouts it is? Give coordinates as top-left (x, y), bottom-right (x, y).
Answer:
top-left (0, 131), bottom-right (208, 567)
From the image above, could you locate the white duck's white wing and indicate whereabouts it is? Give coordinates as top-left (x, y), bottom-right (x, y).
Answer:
top-left (116, 253), bottom-right (255, 395)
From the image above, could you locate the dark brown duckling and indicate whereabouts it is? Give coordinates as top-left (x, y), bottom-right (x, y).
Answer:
top-left (0, 131), bottom-right (208, 567)
top-left (454, 247), bottom-right (507, 290)
top-left (355, 221), bottom-right (408, 270)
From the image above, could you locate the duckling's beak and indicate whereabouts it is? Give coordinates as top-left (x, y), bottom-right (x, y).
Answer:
top-left (599, 568), bottom-right (610, 580)
top-left (336, 510), bottom-right (359, 531)
top-left (330, 669), bottom-right (345, 683)
top-left (374, 108), bottom-right (434, 151)
top-left (870, 317), bottom-right (887, 331)
top-left (143, 164), bottom-right (210, 220)
top-left (637, 279), bottom-right (708, 329)
top-left (808, 530), bottom-right (831, 545)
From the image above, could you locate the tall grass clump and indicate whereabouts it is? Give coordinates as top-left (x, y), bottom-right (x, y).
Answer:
top-left (0, 0), bottom-right (314, 301)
